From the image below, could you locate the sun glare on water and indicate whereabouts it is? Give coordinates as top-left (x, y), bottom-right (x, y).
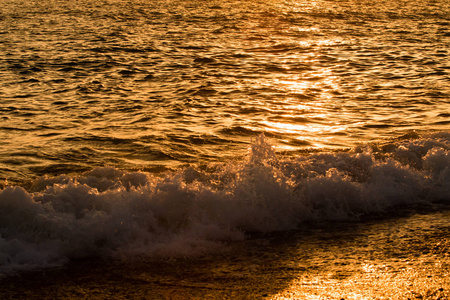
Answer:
top-left (261, 72), bottom-right (352, 148)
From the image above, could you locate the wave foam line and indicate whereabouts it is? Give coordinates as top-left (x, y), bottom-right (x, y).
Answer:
top-left (0, 132), bottom-right (449, 274)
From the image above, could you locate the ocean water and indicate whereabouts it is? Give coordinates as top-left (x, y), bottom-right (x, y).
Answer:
top-left (0, 0), bottom-right (449, 277)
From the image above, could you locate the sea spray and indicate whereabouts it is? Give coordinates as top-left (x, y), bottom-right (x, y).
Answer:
top-left (0, 133), bottom-right (449, 275)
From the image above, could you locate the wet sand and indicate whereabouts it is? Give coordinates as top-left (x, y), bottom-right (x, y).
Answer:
top-left (1, 209), bottom-right (449, 300)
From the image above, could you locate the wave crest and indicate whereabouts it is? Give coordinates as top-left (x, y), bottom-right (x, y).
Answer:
top-left (0, 132), bottom-right (449, 274)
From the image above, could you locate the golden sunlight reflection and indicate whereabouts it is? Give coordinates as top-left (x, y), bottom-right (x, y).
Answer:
top-left (262, 121), bottom-right (349, 149)
top-left (281, 0), bottom-right (321, 13)
top-left (270, 261), bottom-right (449, 300)
top-left (262, 71), bottom-right (348, 148)
top-left (276, 74), bottom-right (339, 96)
top-left (262, 120), bottom-right (347, 136)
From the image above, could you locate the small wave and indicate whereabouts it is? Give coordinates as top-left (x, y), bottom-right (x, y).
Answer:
top-left (363, 124), bottom-right (394, 129)
top-left (0, 132), bottom-right (448, 275)
top-left (219, 126), bottom-right (261, 136)
top-left (89, 46), bottom-right (159, 54)
top-left (193, 56), bottom-right (216, 64)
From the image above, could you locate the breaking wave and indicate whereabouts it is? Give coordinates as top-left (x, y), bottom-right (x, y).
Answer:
top-left (0, 132), bottom-right (449, 275)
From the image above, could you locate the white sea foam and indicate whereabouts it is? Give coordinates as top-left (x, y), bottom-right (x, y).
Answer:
top-left (0, 133), bottom-right (449, 275)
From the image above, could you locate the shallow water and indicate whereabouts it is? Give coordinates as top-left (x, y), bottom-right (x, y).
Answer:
top-left (1, 210), bottom-right (449, 299)
top-left (1, 0), bottom-right (449, 183)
